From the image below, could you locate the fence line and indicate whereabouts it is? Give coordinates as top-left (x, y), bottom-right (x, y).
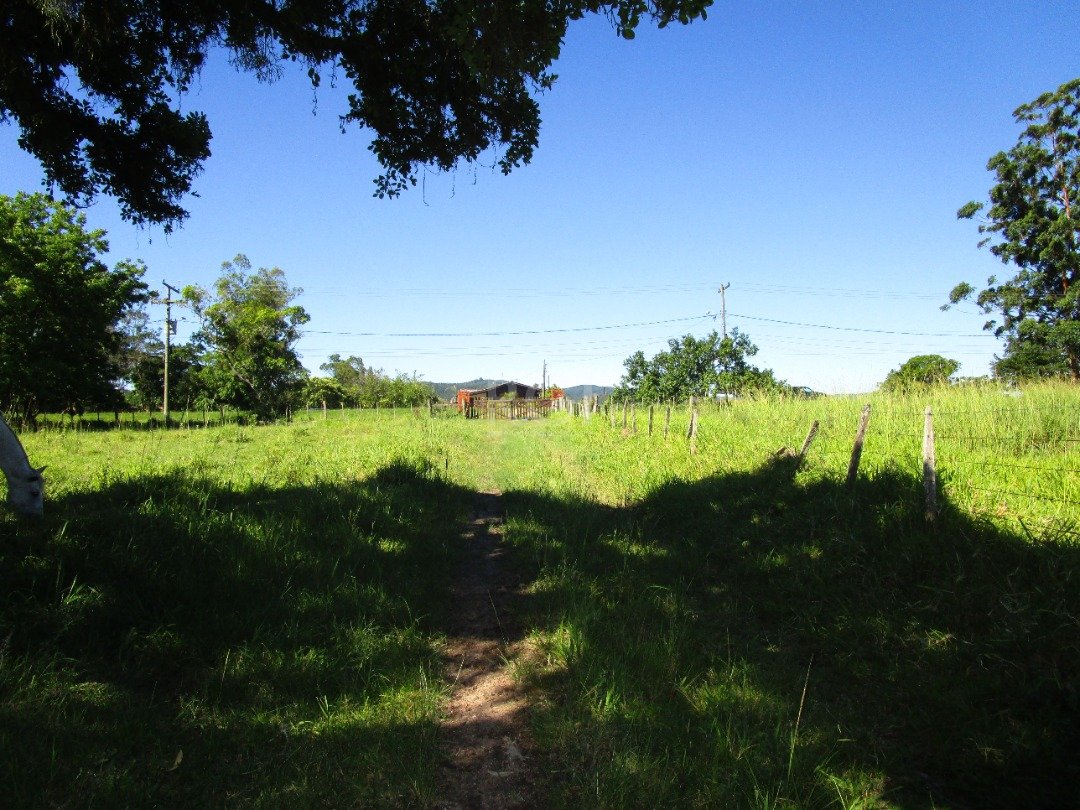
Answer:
top-left (948, 483), bottom-right (1080, 508)
top-left (945, 459), bottom-right (1080, 474)
top-left (572, 396), bottom-right (1079, 530)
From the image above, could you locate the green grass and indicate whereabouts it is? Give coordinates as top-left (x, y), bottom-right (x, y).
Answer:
top-left (499, 386), bottom-right (1079, 808)
top-left (2, 415), bottom-right (477, 806)
top-left (3, 385), bottom-right (1078, 807)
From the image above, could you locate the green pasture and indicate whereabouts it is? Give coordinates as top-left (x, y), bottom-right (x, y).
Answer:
top-left (2, 384), bottom-right (1077, 807)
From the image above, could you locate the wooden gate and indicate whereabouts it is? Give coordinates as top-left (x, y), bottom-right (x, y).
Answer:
top-left (463, 398), bottom-right (553, 419)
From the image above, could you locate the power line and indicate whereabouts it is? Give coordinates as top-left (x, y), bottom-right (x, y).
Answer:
top-left (730, 311), bottom-right (989, 337)
top-left (298, 279), bottom-right (951, 302)
top-left (304, 313), bottom-right (713, 338)
top-left (303, 310), bottom-right (988, 341)
top-left (731, 281), bottom-right (944, 301)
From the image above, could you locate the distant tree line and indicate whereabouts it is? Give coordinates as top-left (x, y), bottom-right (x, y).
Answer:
top-left (0, 193), bottom-right (434, 425)
top-left (307, 355), bottom-right (434, 409)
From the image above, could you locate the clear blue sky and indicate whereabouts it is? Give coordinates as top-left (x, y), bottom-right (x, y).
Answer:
top-left (2, 2), bottom-right (1078, 392)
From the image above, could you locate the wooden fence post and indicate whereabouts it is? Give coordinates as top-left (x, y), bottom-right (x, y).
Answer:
top-left (622, 401), bottom-right (628, 429)
top-left (631, 404), bottom-right (637, 433)
top-left (797, 420), bottom-right (820, 467)
top-left (664, 404), bottom-right (671, 439)
top-left (648, 404), bottom-right (655, 436)
top-left (688, 406), bottom-right (699, 454)
top-left (846, 404), bottom-right (872, 488)
top-left (610, 401), bottom-right (616, 428)
top-left (923, 406), bottom-right (938, 523)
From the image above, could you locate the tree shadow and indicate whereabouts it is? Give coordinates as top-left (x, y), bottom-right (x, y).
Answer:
top-left (0, 458), bottom-right (476, 806)
top-left (3, 449), bottom-right (1076, 807)
top-left (500, 459), bottom-right (1079, 808)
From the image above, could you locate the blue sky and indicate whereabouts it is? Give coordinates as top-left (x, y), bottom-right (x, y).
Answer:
top-left (2, 2), bottom-right (1078, 392)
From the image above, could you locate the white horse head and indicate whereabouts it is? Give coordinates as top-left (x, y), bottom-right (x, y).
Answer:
top-left (0, 413), bottom-right (45, 518)
top-left (5, 466), bottom-right (46, 518)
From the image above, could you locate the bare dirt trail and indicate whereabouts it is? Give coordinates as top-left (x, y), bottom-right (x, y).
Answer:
top-left (435, 490), bottom-right (544, 809)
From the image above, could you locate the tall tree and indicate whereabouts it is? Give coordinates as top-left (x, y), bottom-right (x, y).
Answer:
top-left (949, 77), bottom-right (1080, 381)
top-left (0, 192), bottom-right (148, 422)
top-left (184, 255), bottom-right (309, 421)
top-left (319, 354), bottom-right (369, 392)
top-left (992, 328), bottom-right (1070, 383)
top-left (612, 329), bottom-right (781, 403)
top-left (112, 307), bottom-right (163, 401)
top-left (2, 0), bottom-right (712, 230)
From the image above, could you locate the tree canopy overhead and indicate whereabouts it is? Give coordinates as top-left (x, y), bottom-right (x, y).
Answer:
top-left (1, 0), bottom-right (712, 230)
top-left (949, 77), bottom-right (1080, 381)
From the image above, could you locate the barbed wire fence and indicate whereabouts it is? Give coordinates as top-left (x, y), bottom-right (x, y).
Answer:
top-left (567, 394), bottom-right (1080, 541)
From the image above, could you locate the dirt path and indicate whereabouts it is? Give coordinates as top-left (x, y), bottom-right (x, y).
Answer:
top-left (435, 491), bottom-right (543, 809)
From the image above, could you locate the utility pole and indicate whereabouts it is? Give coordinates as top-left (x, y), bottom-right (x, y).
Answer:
top-left (162, 281), bottom-right (180, 426)
top-left (542, 359), bottom-right (547, 397)
top-left (718, 283), bottom-right (731, 338)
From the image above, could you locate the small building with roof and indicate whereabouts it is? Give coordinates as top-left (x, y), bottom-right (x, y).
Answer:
top-left (456, 381), bottom-right (552, 418)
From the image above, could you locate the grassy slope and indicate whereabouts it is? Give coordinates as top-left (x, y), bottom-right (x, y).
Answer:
top-left (3, 388), bottom-right (1077, 807)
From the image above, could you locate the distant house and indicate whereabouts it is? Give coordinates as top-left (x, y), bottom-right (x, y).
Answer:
top-left (456, 381), bottom-right (554, 418)
top-left (457, 381), bottom-right (540, 409)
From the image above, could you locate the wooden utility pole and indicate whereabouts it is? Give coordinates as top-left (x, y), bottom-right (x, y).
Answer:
top-left (718, 283), bottom-right (731, 338)
top-left (161, 281), bottom-right (181, 426)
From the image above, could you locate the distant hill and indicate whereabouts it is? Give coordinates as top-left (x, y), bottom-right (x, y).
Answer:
top-left (562, 384), bottom-right (614, 400)
top-left (428, 379), bottom-right (613, 402)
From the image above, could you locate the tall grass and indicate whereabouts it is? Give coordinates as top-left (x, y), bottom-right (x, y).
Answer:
top-left (571, 384), bottom-right (1078, 539)
top-left (501, 384), bottom-right (1079, 807)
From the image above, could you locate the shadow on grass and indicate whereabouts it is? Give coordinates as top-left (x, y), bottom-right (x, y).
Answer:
top-left (3, 450), bottom-right (1076, 807)
top-left (0, 459), bottom-right (474, 806)
top-left (501, 459), bottom-right (1079, 809)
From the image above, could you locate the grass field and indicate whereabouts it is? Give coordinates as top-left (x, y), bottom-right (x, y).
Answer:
top-left (2, 385), bottom-right (1077, 807)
